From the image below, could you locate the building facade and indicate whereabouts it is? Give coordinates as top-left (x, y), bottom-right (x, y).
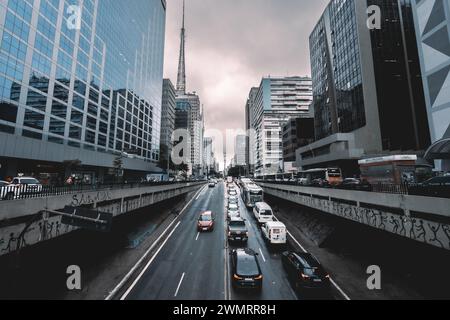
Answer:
top-left (160, 78), bottom-right (176, 167)
top-left (0, 0), bottom-right (166, 182)
top-left (234, 134), bottom-right (247, 167)
top-left (244, 87), bottom-right (258, 175)
top-left (412, 0), bottom-right (450, 171)
top-left (298, 0), bottom-right (431, 175)
top-left (282, 116), bottom-right (314, 164)
top-left (250, 76), bottom-right (312, 176)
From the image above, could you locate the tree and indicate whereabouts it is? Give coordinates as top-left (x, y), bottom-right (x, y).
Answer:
top-left (113, 156), bottom-right (123, 183)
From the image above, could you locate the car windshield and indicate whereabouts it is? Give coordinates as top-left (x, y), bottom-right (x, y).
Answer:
top-left (21, 178), bottom-right (39, 184)
top-left (229, 206), bottom-right (238, 211)
top-left (237, 254), bottom-right (259, 276)
top-left (199, 215), bottom-right (212, 221)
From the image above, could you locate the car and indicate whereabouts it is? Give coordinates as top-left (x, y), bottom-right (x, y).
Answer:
top-left (228, 196), bottom-right (239, 205)
top-left (0, 181), bottom-right (19, 200)
top-left (339, 178), bottom-right (372, 191)
top-left (261, 221), bottom-right (287, 247)
top-left (10, 177), bottom-right (43, 195)
top-left (311, 178), bottom-right (330, 188)
top-left (281, 251), bottom-right (330, 293)
top-left (208, 182), bottom-right (215, 188)
top-left (253, 202), bottom-right (274, 224)
top-left (228, 189), bottom-right (237, 196)
top-left (230, 248), bottom-right (263, 290)
top-left (409, 176), bottom-right (450, 198)
top-left (227, 203), bottom-right (240, 219)
top-left (227, 217), bottom-right (248, 243)
top-left (197, 211), bottom-right (215, 232)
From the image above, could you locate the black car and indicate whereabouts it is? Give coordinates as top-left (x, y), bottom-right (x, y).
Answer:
top-left (409, 176), bottom-right (450, 198)
top-left (282, 251), bottom-right (330, 293)
top-left (227, 217), bottom-right (248, 243)
top-left (230, 248), bottom-right (263, 290)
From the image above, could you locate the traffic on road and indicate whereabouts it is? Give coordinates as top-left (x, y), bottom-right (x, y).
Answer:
top-left (117, 178), bottom-right (347, 300)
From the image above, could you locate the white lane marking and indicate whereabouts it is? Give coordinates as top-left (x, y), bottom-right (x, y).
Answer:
top-left (273, 213), bottom-right (351, 301)
top-left (329, 278), bottom-right (351, 301)
top-left (120, 221), bottom-right (181, 300)
top-left (105, 184), bottom-right (206, 300)
top-left (174, 272), bottom-right (186, 297)
top-left (196, 185), bottom-right (208, 200)
top-left (195, 232), bottom-right (200, 241)
top-left (259, 248), bottom-right (266, 262)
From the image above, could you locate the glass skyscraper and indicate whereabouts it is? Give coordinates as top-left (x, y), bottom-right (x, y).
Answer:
top-left (299, 0), bottom-right (431, 175)
top-left (0, 0), bottom-right (166, 181)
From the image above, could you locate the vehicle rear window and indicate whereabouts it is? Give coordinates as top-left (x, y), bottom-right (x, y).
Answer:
top-left (298, 254), bottom-right (320, 269)
top-left (21, 179), bottom-right (39, 184)
top-left (260, 210), bottom-right (272, 216)
top-left (237, 255), bottom-right (259, 276)
top-left (272, 228), bottom-right (281, 234)
top-left (229, 221), bottom-right (245, 227)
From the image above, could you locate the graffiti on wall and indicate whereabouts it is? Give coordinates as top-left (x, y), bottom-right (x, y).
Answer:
top-left (268, 188), bottom-right (450, 251)
top-left (0, 215), bottom-right (76, 257)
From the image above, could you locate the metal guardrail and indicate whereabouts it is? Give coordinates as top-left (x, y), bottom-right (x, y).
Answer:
top-left (0, 181), bottom-right (203, 202)
top-left (254, 180), bottom-right (450, 199)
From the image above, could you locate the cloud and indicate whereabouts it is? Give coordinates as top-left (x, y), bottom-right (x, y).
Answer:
top-left (163, 0), bottom-right (329, 167)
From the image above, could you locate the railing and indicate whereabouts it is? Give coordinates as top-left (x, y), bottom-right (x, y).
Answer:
top-left (0, 180), bottom-right (204, 202)
top-left (254, 180), bottom-right (450, 199)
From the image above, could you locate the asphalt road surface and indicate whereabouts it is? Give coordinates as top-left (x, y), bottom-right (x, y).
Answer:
top-left (122, 181), bottom-right (343, 300)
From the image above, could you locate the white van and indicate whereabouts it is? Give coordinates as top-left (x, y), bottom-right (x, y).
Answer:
top-left (253, 202), bottom-right (274, 224)
top-left (261, 221), bottom-right (287, 245)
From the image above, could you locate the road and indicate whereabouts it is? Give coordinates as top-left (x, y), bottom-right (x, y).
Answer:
top-left (122, 181), bottom-right (303, 300)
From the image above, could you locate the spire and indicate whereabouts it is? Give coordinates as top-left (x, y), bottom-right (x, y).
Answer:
top-left (176, 0), bottom-right (186, 95)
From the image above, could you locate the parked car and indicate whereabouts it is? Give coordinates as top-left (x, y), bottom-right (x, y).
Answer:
top-left (339, 178), bottom-right (372, 191)
top-left (261, 221), bottom-right (287, 247)
top-left (282, 251), bottom-right (330, 293)
top-left (230, 248), bottom-right (263, 290)
top-left (228, 189), bottom-right (237, 196)
top-left (197, 211), bottom-right (215, 232)
top-left (10, 177), bottom-right (43, 195)
top-left (228, 196), bottom-right (239, 205)
top-left (227, 217), bottom-right (248, 243)
top-left (409, 176), bottom-right (450, 198)
top-left (253, 202), bottom-right (274, 224)
top-left (311, 178), bottom-right (330, 188)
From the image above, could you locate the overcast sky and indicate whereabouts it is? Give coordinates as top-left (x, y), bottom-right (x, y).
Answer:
top-left (163, 0), bottom-right (329, 167)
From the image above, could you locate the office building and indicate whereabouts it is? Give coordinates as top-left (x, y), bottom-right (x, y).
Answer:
top-left (0, 0), bottom-right (166, 182)
top-left (234, 134), bottom-right (247, 167)
top-left (250, 76), bottom-right (312, 176)
top-left (160, 78), bottom-right (176, 167)
top-left (282, 116), bottom-right (314, 169)
top-left (297, 0), bottom-right (431, 175)
top-left (412, 0), bottom-right (450, 171)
